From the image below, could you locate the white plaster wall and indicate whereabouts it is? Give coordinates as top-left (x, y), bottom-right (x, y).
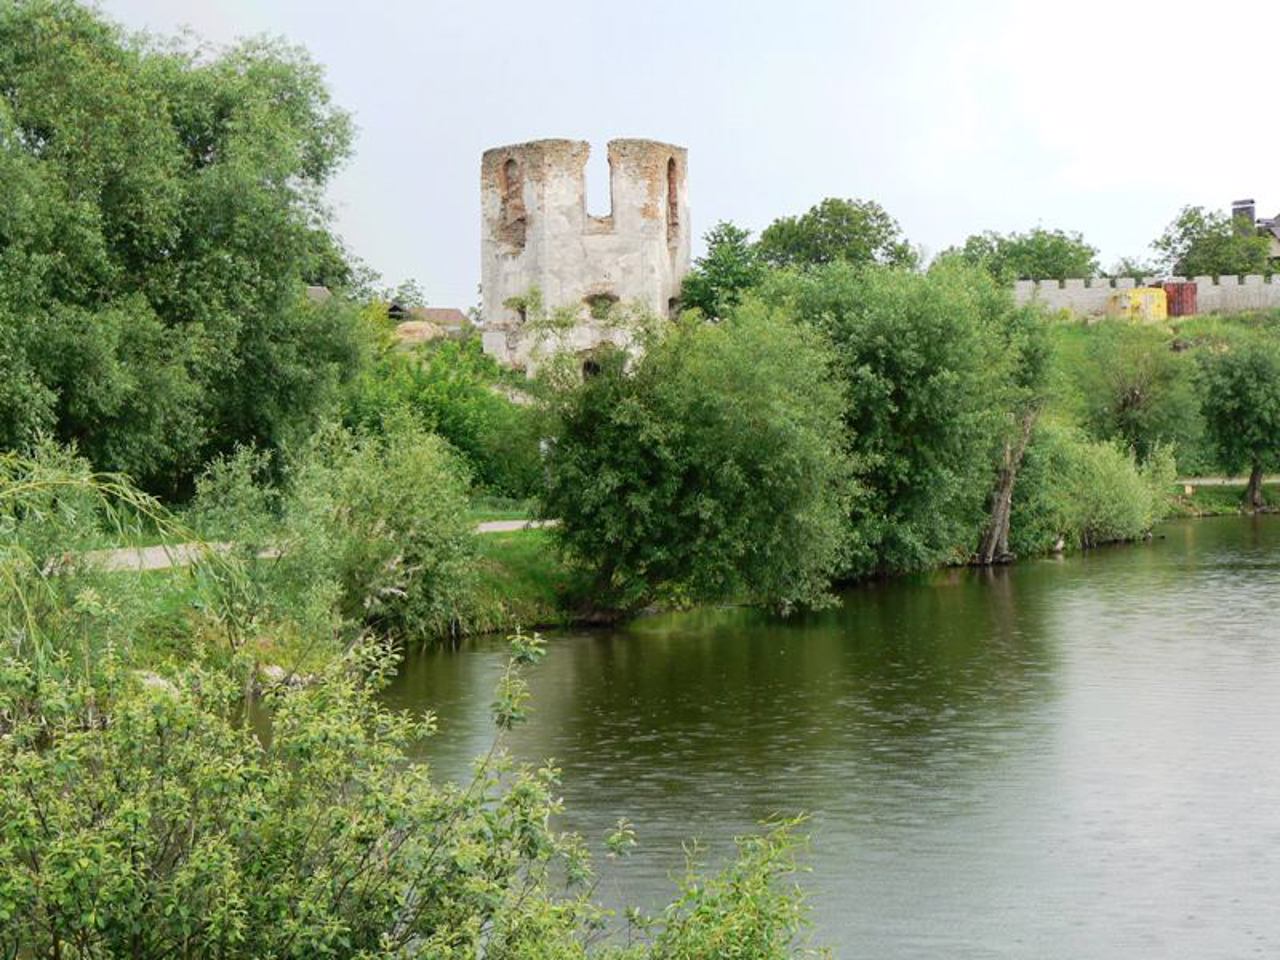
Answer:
top-left (1014, 275), bottom-right (1280, 315)
top-left (479, 138), bottom-right (690, 373)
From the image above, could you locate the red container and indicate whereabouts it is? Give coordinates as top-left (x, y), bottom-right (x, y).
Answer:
top-left (1163, 281), bottom-right (1198, 317)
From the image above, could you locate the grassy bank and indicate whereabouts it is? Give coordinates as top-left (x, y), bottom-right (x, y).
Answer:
top-left (472, 527), bottom-right (588, 633)
top-left (1167, 482), bottom-right (1280, 517)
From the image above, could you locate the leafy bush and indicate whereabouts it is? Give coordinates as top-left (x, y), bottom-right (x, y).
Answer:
top-left (1010, 421), bottom-right (1173, 555)
top-left (279, 417), bottom-right (480, 642)
top-left (679, 221), bottom-right (766, 319)
top-left (640, 821), bottom-right (822, 960)
top-left (0, 441), bottom-right (254, 680)
top-left (0, 635), bottom-right (588, 958)
top-left (541, 304), bottom-right (853, 613)
top-left (345, 338), bottom-right (543, 499)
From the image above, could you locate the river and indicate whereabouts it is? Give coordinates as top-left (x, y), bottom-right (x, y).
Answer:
top-left (383, 516), bottom-right (1280, 958)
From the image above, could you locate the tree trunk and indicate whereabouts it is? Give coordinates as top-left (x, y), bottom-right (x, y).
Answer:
top-left (975, 409), bottom-right (1038, 566)
top-left (1245, 462), bottom-right (1266, 512)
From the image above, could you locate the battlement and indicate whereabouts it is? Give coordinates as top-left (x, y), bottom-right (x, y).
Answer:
top-left (479, 138), bottom-right (690, 372)
top-left (1014, 275), bottom-right (1280, 315)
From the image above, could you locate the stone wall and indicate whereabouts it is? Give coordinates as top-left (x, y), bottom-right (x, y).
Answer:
top-left (1014, 275), bottom-right (1280, 315)
top-left (479, 138), bottom-right (690, 372)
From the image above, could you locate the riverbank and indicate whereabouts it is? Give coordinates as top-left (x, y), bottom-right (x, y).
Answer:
top-left (452, 485), bottom-right (1280, 641)
top-left (81, 480), bottom-right (1280, 670)
top-left (1167, 480), bottom-right (1279, 517)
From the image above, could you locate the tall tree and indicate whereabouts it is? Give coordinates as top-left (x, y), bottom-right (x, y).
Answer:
top-left (1198, 338), bottom-right (1280, 510)
top-left (1153, 206), bottom-right (1272, 277)
top-left (679, 221), bottom-right (765, 319)
top-left (761, 261), bottom-right (1008, 575)
top-left (942, 228), bottom-right (1099, 281)
top-left (975, 304), bottom-right (1051, 564)
top-left (756, 197), bottom-right (916, 270)
top-left (1075, 322), bottom-right (1203, 465)
top-left (0, 0), bottom-right (366, 493)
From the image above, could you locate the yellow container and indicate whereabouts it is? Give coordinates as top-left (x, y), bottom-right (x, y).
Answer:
top-left (1105, 287), bottom-right (1168, 321)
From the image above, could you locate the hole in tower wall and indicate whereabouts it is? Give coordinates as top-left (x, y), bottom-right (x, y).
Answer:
top-left (500, 157), bottom-right (526, 249)
top-left (666, 156), bottom-right (679, 242)
top-left (584, 146), bottom-right (612, 220)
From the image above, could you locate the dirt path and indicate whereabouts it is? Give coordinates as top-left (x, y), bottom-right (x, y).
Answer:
top-left (473, 519), bottom-right (556, 534)
top-left (85, 519), bottom-right (557, 573)
top-left (1176, 477), bottom-right (1276, 487)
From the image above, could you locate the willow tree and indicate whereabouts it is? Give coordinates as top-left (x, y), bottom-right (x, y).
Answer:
top-left (1199, 338), bottom-right (1280, 511)
top-left (541, 305), bottom-right (853, 613)
top-left (761, 261), bottom-right (1009, 575)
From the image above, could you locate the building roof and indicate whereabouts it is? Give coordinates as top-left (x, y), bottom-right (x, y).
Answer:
top-left (387, 303), bottom-right (468, 329)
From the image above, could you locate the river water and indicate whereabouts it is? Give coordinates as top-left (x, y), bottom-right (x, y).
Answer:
top-left (384, 516), bottom-right (1280, 958)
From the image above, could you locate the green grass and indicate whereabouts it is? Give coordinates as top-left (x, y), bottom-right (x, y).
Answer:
top-left (470, 528), bottom-right (587, 633)
top-left (1166, 482), bottom-right (1280, 517)
top-left (466, 495), bottom-right (535, 524)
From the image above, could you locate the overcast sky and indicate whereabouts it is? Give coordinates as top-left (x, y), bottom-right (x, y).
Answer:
top-left (102, 0), bottom-right (1279, 308)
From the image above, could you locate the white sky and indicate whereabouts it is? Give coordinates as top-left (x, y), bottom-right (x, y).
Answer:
top-left (101, 0), bottom-right (1280, 308)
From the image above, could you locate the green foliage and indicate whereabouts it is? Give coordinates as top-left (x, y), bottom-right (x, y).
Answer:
top-left (278, 417), bottom-right (480, 642)
top-left (345, 337), bottom-right (543, 499)
top-left (680, 221), bottom-right (766, 319)
top-left (1010, 421), bottom-right (1173, 554)
top-left (1153, 205), bottom-right (1273, 277)
top-left (634, 819), bottom-right (826, 960)
top-left (1107, 256), bottom-right (1160, 279)
top-left (0, 0), bottom-right (367, 492)
top-left (756, 197), bottom-right (916, 270)
top-left (1073, 321), bottom-right (1205, 467)
top-left (941, 227), bottom-right (1099, 281)
top-left (541, 306), bottom-right (853, 613)
top-left (1198, 336), bottom-right (1280, 475)
top-left (762, 262), bottom-right (1010, 575)
top-left (0, 636), bottom-right (602, 959)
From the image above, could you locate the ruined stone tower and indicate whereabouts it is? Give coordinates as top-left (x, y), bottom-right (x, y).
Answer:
top-left (479, 138), bottom-right (690, 371)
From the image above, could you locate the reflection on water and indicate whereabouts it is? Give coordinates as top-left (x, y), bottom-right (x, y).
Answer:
top-left (384, 517), bottom-right (1280, 958)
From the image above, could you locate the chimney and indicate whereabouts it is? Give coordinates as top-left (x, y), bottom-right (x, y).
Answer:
top-left (1232, 198), bottom-right (1257, 236)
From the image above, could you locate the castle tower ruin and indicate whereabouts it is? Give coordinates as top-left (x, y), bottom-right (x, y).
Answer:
top-left (480, 138), bottom-right (690, 371)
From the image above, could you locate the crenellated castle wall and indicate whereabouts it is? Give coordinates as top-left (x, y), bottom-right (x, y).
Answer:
top-left (1014, 275), bottom-right (1280, 315)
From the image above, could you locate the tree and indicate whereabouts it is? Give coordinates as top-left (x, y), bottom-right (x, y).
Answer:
top-left (679, 221), bottom-right (765, 319)
top-left (942, 228), bottom-right (1099, 281)
top-left (1107, 256), bottom-right (1161, 279)
top-left (1198, 337), bottom-right (1280, 509)
top-left (540, 306), bottom-right (853, 613)
top-left (0, 1), bottom-right (367, 493)
top-left (756, 197), bottom-right (916, 270)
top-left (1153, 205), bottom-right (1272, 277)
top-left (761, 261), bottom-right (1009, 575)
top-left (975, 303), bottom-right (1051, 564)
top-left (1074, 321), bottom-right (1204, 467)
